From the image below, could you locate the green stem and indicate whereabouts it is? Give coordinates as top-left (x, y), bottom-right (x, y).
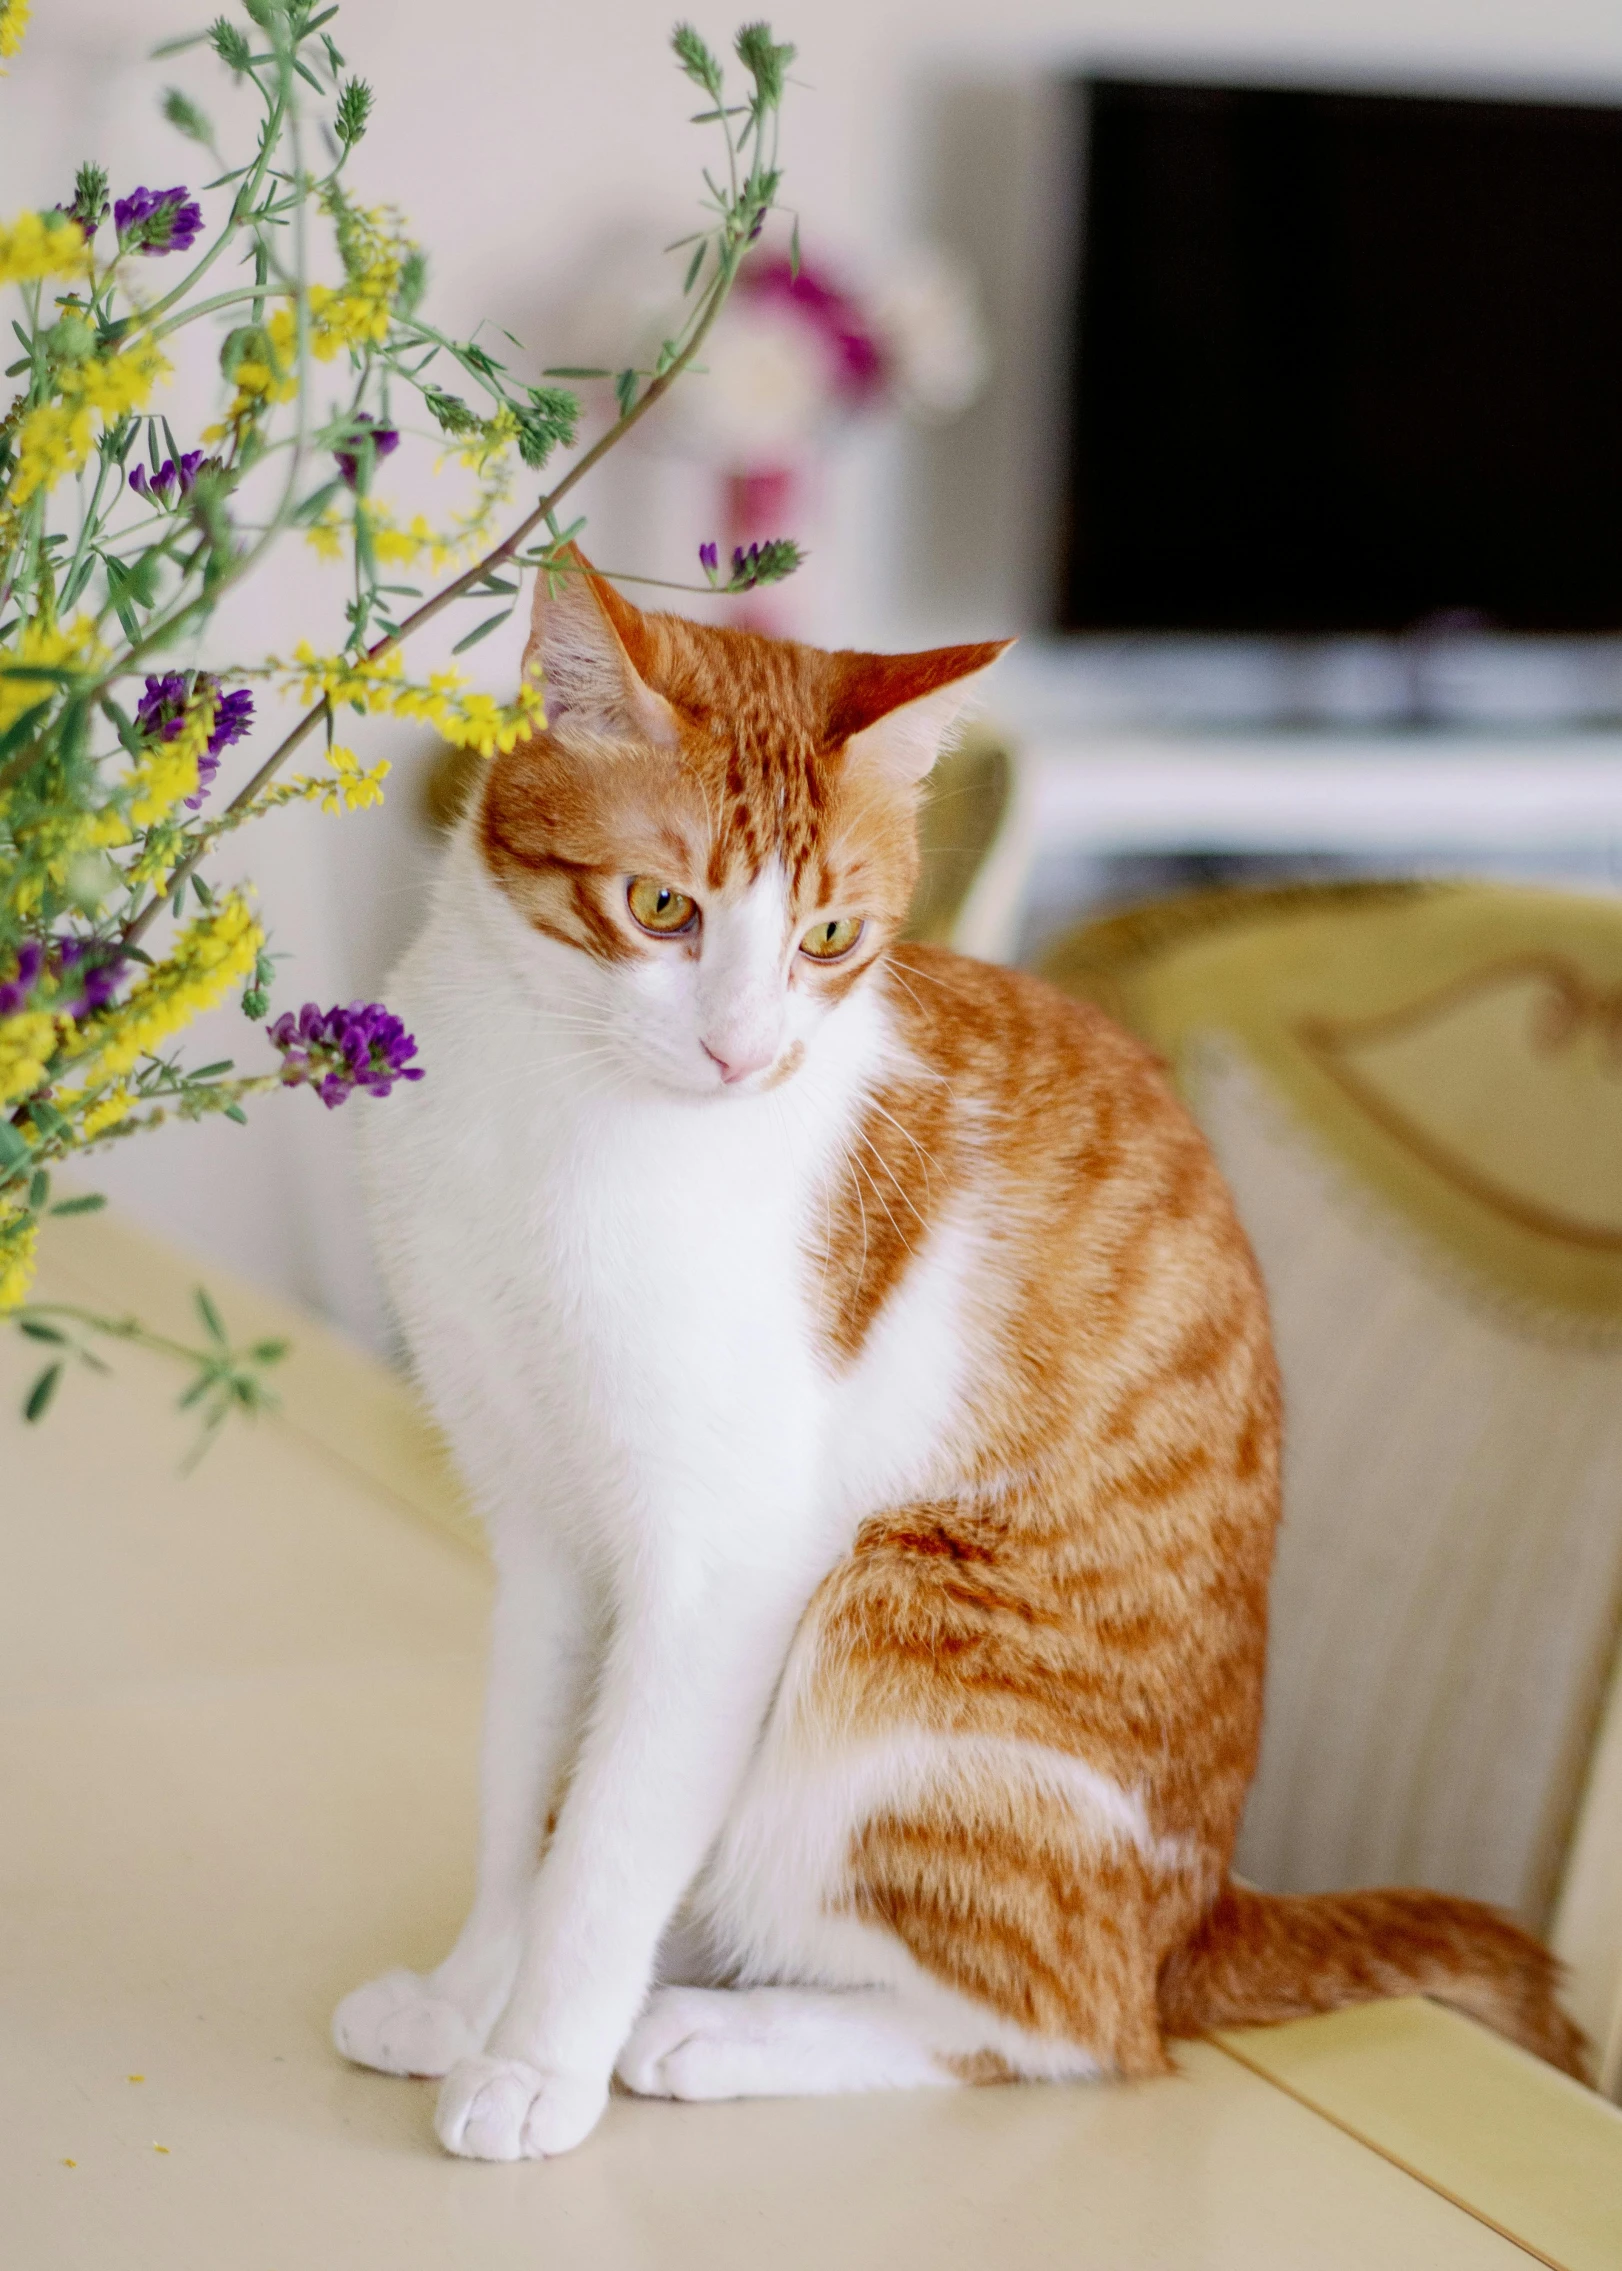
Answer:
top-left (119, 237), bottom-right (751, 952)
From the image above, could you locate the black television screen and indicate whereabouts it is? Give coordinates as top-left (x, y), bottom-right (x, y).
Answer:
top-left (1060, 76), bottom-right (1622, 635)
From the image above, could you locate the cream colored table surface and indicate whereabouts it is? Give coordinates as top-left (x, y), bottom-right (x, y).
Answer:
top-left (5, 1212), bottom-right (1619, 2271)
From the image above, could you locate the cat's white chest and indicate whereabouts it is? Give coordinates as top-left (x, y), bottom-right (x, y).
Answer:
top-left (364, 848), bottom-right (972, 1563)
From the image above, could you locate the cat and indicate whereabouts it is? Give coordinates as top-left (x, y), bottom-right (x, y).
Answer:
top-left (334, 556), bottom-right (1587, 2160)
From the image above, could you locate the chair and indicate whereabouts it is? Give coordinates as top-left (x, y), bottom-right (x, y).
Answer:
top-left (1041, 879), bottom-right (1622, 2098)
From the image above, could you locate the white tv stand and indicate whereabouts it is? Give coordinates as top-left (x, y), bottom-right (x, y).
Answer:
top-left (957, 727), bottom-right (1622, 964)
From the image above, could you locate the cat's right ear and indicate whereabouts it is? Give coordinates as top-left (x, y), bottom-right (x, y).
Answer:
top-left (522, 548), bottom-right (680, 751)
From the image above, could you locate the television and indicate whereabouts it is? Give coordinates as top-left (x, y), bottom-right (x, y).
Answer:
top-left (1060, 76), bottom-right (1622, 636)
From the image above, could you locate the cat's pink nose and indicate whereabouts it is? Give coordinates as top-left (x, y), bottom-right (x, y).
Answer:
top-left (703, 1039), bottom-right (774, 1085)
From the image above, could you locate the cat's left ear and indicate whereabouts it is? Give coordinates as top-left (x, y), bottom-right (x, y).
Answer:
top-left (523, 546), bottom-right (681, 750)
top-left (831, 639), bottom-right (1014, 785)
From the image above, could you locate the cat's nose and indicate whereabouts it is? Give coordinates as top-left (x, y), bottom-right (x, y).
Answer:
top-left (702, 1039), bottom-right (775, 1085)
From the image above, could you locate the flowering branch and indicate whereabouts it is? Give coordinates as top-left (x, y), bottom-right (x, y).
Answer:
top-left (0, 4), bottom-right (800, 1445)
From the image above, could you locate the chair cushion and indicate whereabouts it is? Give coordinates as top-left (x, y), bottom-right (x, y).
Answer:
top-left (1043, 882), bottom-right (1622, 1927)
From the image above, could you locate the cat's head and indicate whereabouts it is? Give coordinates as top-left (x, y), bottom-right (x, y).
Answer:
top-left (477, 556), bottom-right (1009, 1098)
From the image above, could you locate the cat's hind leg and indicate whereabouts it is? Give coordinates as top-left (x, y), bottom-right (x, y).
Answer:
top-left (662, 1672), bottom-right (1192, 2094)
top-left (617, 1980), bottom-right (1099, 2101)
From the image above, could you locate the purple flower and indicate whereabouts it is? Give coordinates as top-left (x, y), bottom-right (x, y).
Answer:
top-left (698, 540), bottom-right (720, 577)
top-left (269, 1000), bottom-right (425, 1110)
top-left (186, 686), bottom-right (253, 808)
top-left (132, 672), bottom-right (254, 808)
top-left (75, 955), bottom-right (126, 1015)
top-left (207, 685), bottom-right (253, 756)
top-left (134, 671), bottom-right (190, 743)
top-left (0, 940), bottom-right (44, 1018)
top-left (129, 450), bottom-right (210, 506)
top-left (0, 937), bottom-right (125, 1020)
top-left (334, 414), bottom-right (400, 489)
top-left (113, 185), bottom-right (204, 257)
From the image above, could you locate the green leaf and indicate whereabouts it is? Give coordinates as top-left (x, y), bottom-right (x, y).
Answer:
top-left (99, 697), bottom-right (141, 756)
top-left (161, 87), bottom-right (214, 144)
top-left (49, 1194), bottom-right (107, 1217)
top-left (28, 1169), bottom-right (48, 1210)
top-left (0, 1123), bottom-right (31, 1175)
top-left (24, 1364), bottom-right (63, 1423)
top-left (250, 1339), bottom-right (289, 1365)
top-left (60, 552), bottom-right (99, 609)
top-left (0, 698), bottom-right (51, 765)
top-left (683, 239), bottom-right (707, 294)
top-left (614, 368), bottom-right (639, 418)
top-left (18, 1320), bottom-right (67, 1343)
top-left (293, 477), bottom-right (345, 526)
top-left (194, 1287), bottom-right (228, 1347)
top-left (190, 1061), bottom-right (234, 1080)
top-left (541, 366), bottom-right (610, 380)
top-left (395, 247), bottom-right (428, 319)
top-left (450, 608), bottom-right (514, 656)
top-left (222, 1104), bottom-right (248, 1125)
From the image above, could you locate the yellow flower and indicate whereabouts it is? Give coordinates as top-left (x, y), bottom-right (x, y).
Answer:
top-left (75, 1080), bottom-right (136, 1139)
top-left (0, 0), bottom-right (30, 68)
top-left (458, 404), bottom-right (518, 475)
top-left (0, 206), bottom-right (84, 283)
top-left (205, 307), bottom-right (299, 438)
top-left (0, 1005), bottom-right (69, 1107)
top-left (5, 337), bottom-right (168, 509)
top-left (126, 689), bottom-right (215, 826)
top-left (292, 743), bottom-right (390, 814)
top-left (0, 1199), bottom-right (37, 1314)
top-left (309, 197), bottom-right (410, 359)
top-left (0, 612), bottom-right (104, 736)
top-left (272, 644), bottom-right (544, 758)
top-left (303, 511), bottom-right (345, 562)
top-left (60, 895), bottom-right (263, 1088)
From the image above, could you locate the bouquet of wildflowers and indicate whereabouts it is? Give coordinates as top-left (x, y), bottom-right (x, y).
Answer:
top-left (0, 0), bottom-right (800, 1438)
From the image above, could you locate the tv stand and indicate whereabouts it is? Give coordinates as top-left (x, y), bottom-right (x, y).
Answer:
top-left (958, 722), bottom-right (1622, 964)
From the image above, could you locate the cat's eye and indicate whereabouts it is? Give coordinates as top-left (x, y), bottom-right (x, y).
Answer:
top-left (627, 877), bottom-right (697, 935)
top-left (799, 916), bottom-right (864, 962)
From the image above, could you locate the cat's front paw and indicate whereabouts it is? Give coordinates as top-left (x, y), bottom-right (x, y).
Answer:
top-left (434, 2055), bottom-right (608, 2160)
top-left (332, 1968), bottom-right (483, 2078)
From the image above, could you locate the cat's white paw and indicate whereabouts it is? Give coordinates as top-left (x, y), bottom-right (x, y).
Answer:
top-left (332, 1968), bottom-right (483, 2078)
top-left (616, 1986), bottom-right (759, 2100)
top-left (434, 2055), bottom-right (608, 2160)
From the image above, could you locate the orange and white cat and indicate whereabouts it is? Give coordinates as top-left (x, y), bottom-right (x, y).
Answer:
top-left (335, 559), bottom-right (1585, 2160)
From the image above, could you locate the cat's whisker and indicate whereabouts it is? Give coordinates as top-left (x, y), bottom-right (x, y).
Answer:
top-left (850, 1126), bottom-right (928, 1236)
top-left (850, 1150), bottom-right (912, 1258)
top-left (859, 1102), bottom-right (941, 1209)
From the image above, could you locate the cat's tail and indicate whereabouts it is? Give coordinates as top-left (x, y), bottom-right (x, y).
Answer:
top-left (1157, 1879), bottom-right (1590, 2079)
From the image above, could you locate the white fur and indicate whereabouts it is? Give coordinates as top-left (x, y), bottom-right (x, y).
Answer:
top-left (335, 814), bottom-right (1136, 2156)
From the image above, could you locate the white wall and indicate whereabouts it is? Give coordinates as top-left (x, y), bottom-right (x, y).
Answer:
top-left (7, 0), bottom-right (1622, 1343)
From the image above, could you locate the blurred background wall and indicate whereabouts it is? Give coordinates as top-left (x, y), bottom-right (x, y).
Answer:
top-left (6, 0), bottom-right (1622, 1346)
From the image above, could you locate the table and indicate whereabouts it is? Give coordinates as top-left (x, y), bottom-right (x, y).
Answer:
top-left (5, 1209), bottom-right (1620, 2270)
